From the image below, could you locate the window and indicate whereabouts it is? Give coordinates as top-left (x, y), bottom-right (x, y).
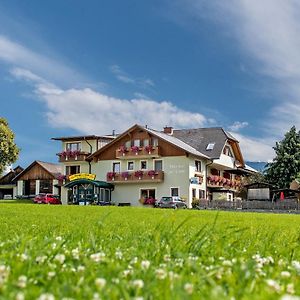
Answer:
top-left (171, 187), bottom-right (179, 197)
top-left (141, 161), bottom-right (147, 170)
top-left (127, 161), bottom-right (134, 171)
top-left (113, 162), bottom-right (121, 173)
top-left (152, 138), bottom-right (158, 147)
top-left (66, 142), bottom-right (81, 151)
top-left (223, 172), bottom-right (231, 179)
top-left (143, 139), bottom-right (149, 147)
top-left (154, 160), bottom-right (163, 171)
top-left (125, 140), bottom-right (131, 148)
top-left (210, 168), bottom-right (220, 176)
top-left (140, 189), bottom-right (156, 199)
top-left (192, 188), bottom-right (196, 198)
top-left (195, 160), bottom-right (201, 172)
top-left (223, 146), bottom-right (234, 157)
top-left (66, 165), bottom-right (80, 175)
top-left (39, 180), bottom-right (53, 193)
top-left (134, 139), bottom-right (141, 147)
top-left (206, 143), bottom-right (215, 150)
top-left (199, 189), bottom-right (205, 199)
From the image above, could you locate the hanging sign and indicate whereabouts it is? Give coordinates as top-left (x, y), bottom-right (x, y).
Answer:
top-left (69, 173), bottom-right (96, 181)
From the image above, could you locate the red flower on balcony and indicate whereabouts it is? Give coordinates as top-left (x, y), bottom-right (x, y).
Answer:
top-left (148, 170), bottom-right (156, 178)
top-left (131, 146), bottom-right (140, 154)
top-left (145, 145), bottom-right (154, 154)
top-left (121, 171), bottom-right (130, 179)
top-left (107, 172), bottom-right (116, 180)
top-left (118, 145), bottom-right (128, 155)
top-left (134, 170), bottom-right (144, 179)
top-left (57, 174), bottom-right (67, 181)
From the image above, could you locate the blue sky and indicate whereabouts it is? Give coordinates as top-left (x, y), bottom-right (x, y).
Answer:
top-left (1, 0), bottom-right (299, 168)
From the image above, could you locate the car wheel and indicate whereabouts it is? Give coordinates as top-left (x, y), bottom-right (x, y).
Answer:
top-left (173, 205), bottom-right (178, 209)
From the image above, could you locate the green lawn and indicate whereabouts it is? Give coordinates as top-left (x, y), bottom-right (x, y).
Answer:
top-left (0, 204), bottom-right (299, 299)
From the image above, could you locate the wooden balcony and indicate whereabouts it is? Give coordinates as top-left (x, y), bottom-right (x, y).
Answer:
top-left (207, 175), bottom-right (242, 190)
top-left (107, 170), bottom-right (164, 183)
top-left (57, 151), bottom-right (91, 163)
top-left (116, 146), bottom-right (161, 159)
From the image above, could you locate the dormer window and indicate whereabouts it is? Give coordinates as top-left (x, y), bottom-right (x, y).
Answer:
top-left (206, 143), bottom-right (215, 151)
top-left (223, 145), bottom-right (234, 157)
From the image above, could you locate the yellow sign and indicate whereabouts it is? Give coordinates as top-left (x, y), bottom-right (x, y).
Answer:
top-left (69, 173), bottom-right (96, 181)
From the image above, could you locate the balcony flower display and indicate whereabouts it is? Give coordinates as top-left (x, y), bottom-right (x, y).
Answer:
top-left (59, 150), bottom-right (81, 160)
top-left (57, 174), bottom-right (67, 181)
top-left (118, 145), bottom-right (127, 156)
top-left (107, 172), bottom-right (116, 180)
top-left (145, 145), bottom-right (154, 154)
top-left (131, 145), bottom-right (140, 154)
top-left (134, 170), bottom-right (143, 179)
top-left (121, 171), bottom-right (130, 180)
top-left (148, 170), bottom-right (156, 179)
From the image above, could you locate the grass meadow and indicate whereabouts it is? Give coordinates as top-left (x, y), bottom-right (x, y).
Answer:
top-left (0, 204), bottom-right (299, 299)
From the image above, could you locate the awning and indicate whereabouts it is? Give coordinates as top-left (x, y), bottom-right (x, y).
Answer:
top-left (64, 179), bottom-right (114, 189)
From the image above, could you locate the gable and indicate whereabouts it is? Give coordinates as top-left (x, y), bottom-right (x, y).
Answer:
top-left (0, 167), bottom-right (23, 185)
top-left (18, 163), bottom-right (56, 181)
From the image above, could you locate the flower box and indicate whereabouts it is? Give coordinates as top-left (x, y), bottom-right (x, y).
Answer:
top-left (134, 170), bottom-right (143, 179)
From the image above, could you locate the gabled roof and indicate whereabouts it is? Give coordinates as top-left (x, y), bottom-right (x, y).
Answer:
top-left (51, 135), bottom-right (115, 141)
top-left (87, 124), bottom-right (210, 161)
top-left (13, 161), bottom-right (63, 181)
top-left (172, 127), bottom-right (240, 160)
top-left (0, 166), bottom-right (23, 185)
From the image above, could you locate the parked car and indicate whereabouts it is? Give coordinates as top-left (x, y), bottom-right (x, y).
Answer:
top-left (34, 194), bottom-right (61, 205)
top-left (155, 196), bottom-right (187, 209)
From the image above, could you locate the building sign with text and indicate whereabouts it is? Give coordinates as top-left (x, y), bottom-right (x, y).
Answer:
top-left (69, 173), bottom-right (96, 181)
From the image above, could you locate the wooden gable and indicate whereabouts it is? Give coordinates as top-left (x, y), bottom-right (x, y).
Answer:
top-left (228, 140), bottom-right (245, 167)
top-left (92, 125), bottom-right (186, 161)
top-left (18, 163), bottom-right (56, 181)
top-left (0, 167), bottom-right (23, 184)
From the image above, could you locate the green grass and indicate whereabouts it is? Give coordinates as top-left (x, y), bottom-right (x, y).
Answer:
top-left (0, 204), bottom-right (299, 299)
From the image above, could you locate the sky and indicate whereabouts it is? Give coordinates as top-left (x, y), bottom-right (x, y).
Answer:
top-left (1, 0), bottom-right (300, 168)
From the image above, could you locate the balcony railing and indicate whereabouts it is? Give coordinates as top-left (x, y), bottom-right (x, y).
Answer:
top-left (116, 146), bottom-right (160, 159)
top-left (106, 170), bottom-right (164, 183)
top-left (207, 175), bottom-right (242, 190)
top-left (57, 151), bottom-right (91, 162)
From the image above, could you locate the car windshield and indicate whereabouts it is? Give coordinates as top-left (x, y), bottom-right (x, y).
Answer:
top-left (161, 197), bottom-right (172, 202)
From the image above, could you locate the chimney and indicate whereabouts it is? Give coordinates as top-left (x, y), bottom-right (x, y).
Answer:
top-left (163, 126), bottom-right (173, 135)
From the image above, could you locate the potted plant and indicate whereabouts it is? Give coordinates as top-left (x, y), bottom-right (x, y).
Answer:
top-left (107, 172), bottom-right (116, 181)
top-left (148, 170), bottom-right (156, 179)
top-left (131, 145), bottom-right (140, 155)
top-left (118, 145), bottom-right (127, 156)
top-left (145, 145), bottom-right (154, 154)
top-left (134, 170), bottom-right (143, 179)
top-left (121, 171), bottom-right (130, 180)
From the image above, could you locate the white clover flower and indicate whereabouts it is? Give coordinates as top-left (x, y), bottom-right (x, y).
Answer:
top-left (122, 269), bottom-right (132, 278)
top-left (51, 243), bottom-right (57, 249)
top-left (95, 278), bottom-right (106, 289)
top-left (131, 279), bottom-right (144, 289)
top-left (17, 275), bottom-right (27, 288)
top-left (281, 271), bottom-right (291, 278)
top-left (37, 293), bottom-right (55, 300)
top-left (168, 271), bottom-right (180, 280)
top-left (130, 257), bottom-right (138, 264)
top-left (267, 256), bottom-right (274, 264)
top-left (92, 293), bottom-right (100, 300)
top-left (141, 260), bottom-right (150, 270)
top-left (292, 261), bottom-right (300, 273)
top-left (163, 255), bottom-right (171, 262)
top-left (36, 256), bottom-right (47, 264)
top-left (184, 283), bottom-right (194, 295)
top-left (77, 265), bottom-right (85, 272)
top-left (54, 254), bottom-right (65, 264)
top-left (286, 283), bottom-right (295, 295)
top-left (222, 260), bottom-right (233, 267)
top-left (281, 295), bottom-right (300, 300)
top-left (47, 271), bottom-right (56, 279)
top-left (90, 252), bottom-right (106, 263)
top-left (16, 292), bottom-right (24, 300)
top-left (115, 250), bottom-right (123, 259)
top-left (155, 268), bottom-right (167, 280)
top-left (0, 265), bottom-right (10, 286)
top-left (266, 279), bottom-right (281, 293)
top-left (133, 298), bottom-right (144, 300)
top-left (112, 278), bottom-right (120, 284)
top-left (71, 248), bottom-right (80, 260)
top-left (19, 254), bottom-right (28, 262)
top-left (55, 236), bottom-right (62, 241)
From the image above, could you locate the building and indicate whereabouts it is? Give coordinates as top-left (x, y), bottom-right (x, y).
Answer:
top-left (14, 161), bottom-right (63, 198)
top-left (0, 166), bottom-right (23, 199)
top-left (52, 124), bottom-right (251, 207)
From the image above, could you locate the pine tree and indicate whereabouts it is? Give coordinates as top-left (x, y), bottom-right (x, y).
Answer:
top-left (0, 118), bottom-right (19, 175)
top-left (265, 126), bottom-right (300, 188)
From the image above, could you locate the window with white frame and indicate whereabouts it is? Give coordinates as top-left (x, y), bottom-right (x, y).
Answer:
top-left (66, 165), bottom-right (80, 175)
top-left (143, 139), bottom-right (149, 147)
top-left (66, 142), bottom-right (81, 151)
top-left (127, 161), bottom-right (134, 171)
top-left (141, 160), bottom-right (147, 170)
top-left (112, 162), bottom-right (120, 173)
top-left (195, 160), bottom-right (201, 172)
top-left (125, 140), bottom-right (131, 148)
top-left (134, 139), bottom-right (141, 147)
top-left (171, 187), bottom-right (179, 197)
top-left (154, 160), bottom-right (163, 171)
top-left (152, 138), bottom-right (158, 147)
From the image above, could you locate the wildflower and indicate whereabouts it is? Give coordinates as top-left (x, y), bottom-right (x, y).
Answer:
top-left (292, 261), bottom-right (300, 274)
top-left (51, 243), bottom-right (57, 249)
top-left (281, 295), bottom-right (300, 300)
top-left (55, 236), bottom-right (62, 241)
top-left (93, 293), bottom-right (100, 300)
top-left (17, 275), bottom-right (27, 288)
top-left (90, 252), bottom-right (106, 263)
top-left (115, 250), bottom-right (123, 259)
top-left (37, 293), bottom-right (55, 300)
top-left (141, 260), bottom-right (150, 270)
top-left (47, 271), bottom-right (56, 279)
top-left (130, 257), bottom-right (138, 264)
top-left (112, 278), bottom-right (120, 284)
top-left (184, 283), bottom-right (194, 295)
top-left (16, 292), bottom-right (24, 300)
top-left (54, 254), bottom-right (65, 264)
top-left (222, 260), bottom-right (233, 267)
top-left (77, 265), bottom-right (85, 272)
top-left (71, 248), bottom-right (80, 260)
top-left (132, 279), bottom-right (144, 289)
top-left (95, 278), bottom-right (106, 289)
top-left (281, 271), bottom-right (291, 278)
top-left (122, 269), bottom-right (132, 277)
top-left (0, 265), bottom-right (10, 286)
top-left (155, 268), bottom-right (167, 280)
top-left (36, 256), bottom-right (47, 264)
top-left (19, 254), bottom-right (28, 262)
top-left (163, 254), bottom-right (171, 262)
top-left (266, 279), bottom-right (281, 293)
top-left (286, 283), bottom-right (295, 294)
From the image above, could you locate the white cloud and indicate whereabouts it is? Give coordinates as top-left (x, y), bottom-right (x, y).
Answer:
top-left (228, 121), bottom-right (249, 132)
top-left (110, 64), bottom-right (155, 88)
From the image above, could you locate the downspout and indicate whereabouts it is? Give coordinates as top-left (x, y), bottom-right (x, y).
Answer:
top-left (205, 159), bottom-right (214, 200)
top-left (85, 138), bottom-right (93, 174)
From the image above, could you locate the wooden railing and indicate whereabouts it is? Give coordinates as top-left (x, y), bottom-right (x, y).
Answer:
top-left (116, 146), bottom-right (160, 159)
top-left (57, 151), bottom-right (91, 162)
top-left (106, 170), bottom-right (164, 183)
top-left (207, 175), bottom-right (241, 190)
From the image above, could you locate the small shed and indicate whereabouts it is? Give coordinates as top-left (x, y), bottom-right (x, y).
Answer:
top-left (244, 182), bottom-right (274, 201)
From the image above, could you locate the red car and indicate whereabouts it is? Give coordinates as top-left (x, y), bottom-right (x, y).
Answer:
top-left (34, 194), bottom-right (61, 205)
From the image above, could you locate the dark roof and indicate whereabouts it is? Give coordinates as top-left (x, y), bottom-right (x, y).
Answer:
top-left (51, 135), bottom-right (116, 141)
top-left (64, 179), bottom-right (114, 189)
top-left (172, 127), bottom-right (237, 159)
top-left (0, 166), bottom-right (23, 185)
top-left (13, 161), bottom-right (62, 181)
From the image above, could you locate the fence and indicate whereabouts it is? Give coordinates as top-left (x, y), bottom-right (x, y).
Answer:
top-left (197, 199), bottom-right (299, 211)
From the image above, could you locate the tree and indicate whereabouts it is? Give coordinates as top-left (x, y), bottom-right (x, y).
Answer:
top-left (265, 126), bottom-right (300, 188)
top-left (0, 118), bottom-right (19, 175)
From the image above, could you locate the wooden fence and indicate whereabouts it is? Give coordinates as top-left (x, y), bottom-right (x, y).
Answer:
top-left (197, 199), bottom-right (299, 211)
